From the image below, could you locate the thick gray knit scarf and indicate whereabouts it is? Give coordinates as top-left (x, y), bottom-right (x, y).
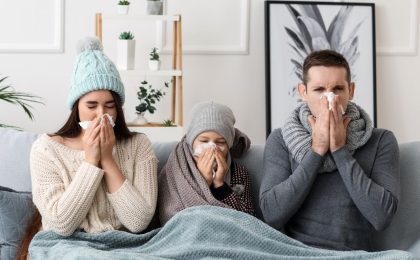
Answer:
top-left (282, 102), bottom-right (373, 173)
top-left (158, 129), bottom-right (251, 225)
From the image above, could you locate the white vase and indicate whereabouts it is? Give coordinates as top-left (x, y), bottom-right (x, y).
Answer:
top-left (149, 60), bottom-right (160, 70)
top-left (117, 39), bottom-right (135, 70)
top-left (146, 1), bottom-right (163, 15)
top-left (134, 112), bottom-right (148, 125)
top-left (117, 5), bottom-right (129, 14)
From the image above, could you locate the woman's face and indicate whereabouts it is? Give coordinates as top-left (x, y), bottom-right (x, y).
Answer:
top-left (78, 90), bottom-right (117, 124)
top-left (192, 131), bottom-right (229, 158)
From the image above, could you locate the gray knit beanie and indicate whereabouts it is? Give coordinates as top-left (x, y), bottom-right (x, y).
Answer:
top-left (186, 101), bottom-right (236, 148)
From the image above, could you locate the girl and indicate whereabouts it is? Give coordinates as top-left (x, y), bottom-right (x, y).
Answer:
top-left (18, 37), bottom-right (157, 259)
top-left (158, 101), bottom-right (254, 225)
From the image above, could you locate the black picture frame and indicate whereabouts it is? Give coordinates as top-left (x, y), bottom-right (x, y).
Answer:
top-left (265, 1), bottom-right (377, 137)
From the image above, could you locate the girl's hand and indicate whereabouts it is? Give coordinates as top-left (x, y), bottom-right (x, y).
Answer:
top-left (83, 117), bottom-right (101, 166)
top-left (212, 149), bottom-right (228, 188)
top-left (195, 148), bottom-right (215, 186)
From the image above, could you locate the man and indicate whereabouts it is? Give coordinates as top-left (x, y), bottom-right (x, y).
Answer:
top-left (260, 50), bottom-right (399, 251)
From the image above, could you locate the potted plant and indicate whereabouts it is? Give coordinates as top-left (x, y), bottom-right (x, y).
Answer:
top-left (134, 80), bottom-right (169, 124)
top-left (146, 0), bottom-right (163, 15)
top-left (0, 76), bottom-right (43, 129)
top-left (117, 0), bottom-right (130, 14)
top-left (117, 31), bottom-right (135, 70)
top-left (162, 119), bottom-right (175, 127)
top-left (149, 47), bottom-right (160, 71)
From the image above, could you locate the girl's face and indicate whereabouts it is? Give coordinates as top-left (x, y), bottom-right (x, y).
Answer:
top-left (78, 90), bottom-right (117, 124)
top-left (192, 131), bottom-right (229, 158)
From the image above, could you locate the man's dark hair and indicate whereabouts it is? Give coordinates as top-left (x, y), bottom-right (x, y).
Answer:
top-left (302, 50), bottom-right (351, 85)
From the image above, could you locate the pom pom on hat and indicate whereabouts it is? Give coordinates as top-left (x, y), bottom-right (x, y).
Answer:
top-left (76, 36), bottom-right (103, 53)
top-left (67, 37), bottom-right (125, 109)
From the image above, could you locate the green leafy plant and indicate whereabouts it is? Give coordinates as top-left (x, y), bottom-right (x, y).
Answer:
top-left (136, 80), bottom-right (169, 114)
top-left (119, 31), bottom-right (134, 40)
top-left (118, 0), bottom-right (130, 5)
top-left (162, 119), bottom-right (175, 127)
top-left (149, 47), bottom-right (159, 61)
top-left (0, 76), bottom-right (43, 129)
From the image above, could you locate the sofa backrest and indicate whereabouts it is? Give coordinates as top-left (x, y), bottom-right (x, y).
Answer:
top-left (0, 128), bottom-right (38, 192)
top-left (372, 141), bottom-right (420, 252)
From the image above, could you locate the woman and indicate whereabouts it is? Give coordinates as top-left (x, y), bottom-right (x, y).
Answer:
top-left (18, 37), bottom-right (157, 259)
top-left (158, 101), bottom-right (255, 225)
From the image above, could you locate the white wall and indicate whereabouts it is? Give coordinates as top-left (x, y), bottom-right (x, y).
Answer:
top-left (0, 0), bottom-right (419, 144)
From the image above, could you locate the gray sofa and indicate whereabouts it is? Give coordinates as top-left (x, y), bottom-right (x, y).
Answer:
top-left (1, 128), bottom-right (420, 258)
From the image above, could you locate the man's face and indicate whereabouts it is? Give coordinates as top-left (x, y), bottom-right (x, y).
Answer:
top-left (298, 66), bottom-right (355, 117)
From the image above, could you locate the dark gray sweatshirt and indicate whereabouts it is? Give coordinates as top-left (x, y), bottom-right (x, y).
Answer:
top-left (259, 128), bottom-right (400, 251)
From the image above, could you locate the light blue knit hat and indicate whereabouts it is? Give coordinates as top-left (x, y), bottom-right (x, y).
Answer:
top-left (67, 37), bottom-right (125, 109)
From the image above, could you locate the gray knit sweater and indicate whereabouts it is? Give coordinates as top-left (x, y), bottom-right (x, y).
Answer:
top-left (259, 128), bottom-right (400, 251)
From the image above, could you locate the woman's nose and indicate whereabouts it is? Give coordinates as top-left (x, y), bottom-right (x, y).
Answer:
top-left (97, 106), bottom-right (105, 117)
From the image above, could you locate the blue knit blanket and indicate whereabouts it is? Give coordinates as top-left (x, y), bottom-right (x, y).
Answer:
top-left (29, 206), bottom-right (417, 260)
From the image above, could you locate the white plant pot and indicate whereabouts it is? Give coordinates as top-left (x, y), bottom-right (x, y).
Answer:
top-left (117, 39), bottom-right (135, 70)
top-left (117, 5), bottom-right (129, 14)
top-left (149, 60), bottom-right (160, 71)
top-left (134, 112), bottom-right (148, 125)
top-left (146, 1), bottom-right (163, 15)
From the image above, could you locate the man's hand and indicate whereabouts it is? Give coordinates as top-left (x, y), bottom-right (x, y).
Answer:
top-left (329, 96), bottom-right (351, 152)
top-left (308, 96), bottom-right (330, 156)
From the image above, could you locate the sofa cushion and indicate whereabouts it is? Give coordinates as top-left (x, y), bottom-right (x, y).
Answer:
top-left (0, 186), bottom-right (35, 260)
top-left (0, 128), bottom-right (38, 192)
top-left (237, 145), bottom-right (264, 219)
top-left (372, 141), bottom-right (420, 252)
top-left (152, 141), bottom-right (177, 174)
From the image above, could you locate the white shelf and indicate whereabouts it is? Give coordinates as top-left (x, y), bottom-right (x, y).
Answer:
top-left (102, 14), bottom-right (180, 22)
top-left (129, 126), bottom-right (184, 142)
top-left (119, 69), bottom-right (182, 77)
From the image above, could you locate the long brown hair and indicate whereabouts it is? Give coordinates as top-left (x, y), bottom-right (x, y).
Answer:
top-left (16, 208), bottom-right (41, 259)
top-left (17, 90), bottom-right (134, 259)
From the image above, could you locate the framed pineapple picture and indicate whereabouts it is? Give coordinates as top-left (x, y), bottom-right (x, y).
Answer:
top-left (265, 1), bottom-right (376, 136)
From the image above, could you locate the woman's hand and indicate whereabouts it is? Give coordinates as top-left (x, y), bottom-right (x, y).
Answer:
top-left (195, 148), bottom-right (215, 186)
top-left (99, 116), bottom-right (116, 165)
top-left (83, 117), bottom-right (101, 166)
top-left (212, 149), bottom-right (228, 188)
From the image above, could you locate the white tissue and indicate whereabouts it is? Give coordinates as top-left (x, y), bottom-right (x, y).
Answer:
top-left (193, 141), bottom-right (225, 178)
top-left (193, 141), bottom-right (225, 156)
top-left (322, 92), bottom-right (335, 110)
top-left (321, 92), bottom-right (345, 115)
top-left (79, 113), bottom-right (115, 129)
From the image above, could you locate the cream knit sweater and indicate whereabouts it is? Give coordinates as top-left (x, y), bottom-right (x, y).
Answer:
top-left (30, 133), bottom-right (158, 236)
